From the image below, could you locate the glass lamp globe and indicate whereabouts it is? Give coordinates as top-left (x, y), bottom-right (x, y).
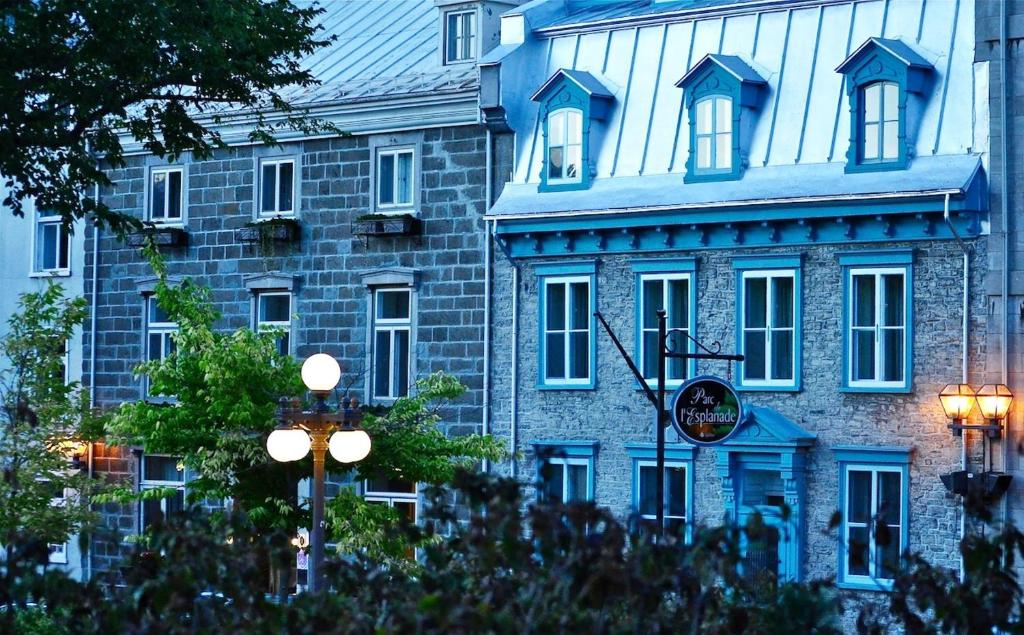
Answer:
top-left (976, 384), bottom-right (1014, 421)
top-left (938, 383), bottom-right (976, 421)
top-left (301, 354), bottom-right (342, 393)
top-left (329, 429), bottom-right (371, 463)
top-left (266, 427), bottom-right (311, 462)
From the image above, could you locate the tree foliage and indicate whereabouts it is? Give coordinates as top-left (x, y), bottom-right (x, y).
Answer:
top-left (0, 282), bottom-right (107, 558)
top-left (105, 248), bottom-right (503, 559)
top-left (0, 0), bottom-right (333, 233)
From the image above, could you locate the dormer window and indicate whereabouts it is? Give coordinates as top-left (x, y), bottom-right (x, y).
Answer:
top-left (444, 9), bottom-right (476, 63)
top-left (676, 54), bottom-right (765, 183)
top-left (531, 69), bottom-right (614, 193)
top-left (837, 38), bottom-right (933, 173)
top-left (694, 95), bottom-right (733, 173)
top-left (547, 108), bottom-right (583, 183)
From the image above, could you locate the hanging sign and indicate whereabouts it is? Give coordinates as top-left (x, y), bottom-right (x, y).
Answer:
top-left (670, 375), bottom-right (745, 445)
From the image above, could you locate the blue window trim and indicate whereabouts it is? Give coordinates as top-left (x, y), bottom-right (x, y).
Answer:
top-left (632, 258), bottom-right (698, 387)
top-left (833, 445), bottom-right (911, 591)
top-left (733, 255), bottom-right (803, 392)
top-left (532, 440), bottom-right (598, 502)
top-left (536, 262), bottom-right (598, 390)
top-left (626, 442), bottom-right (695, 542)
top-left (839, 250), bottom-right (913, 393)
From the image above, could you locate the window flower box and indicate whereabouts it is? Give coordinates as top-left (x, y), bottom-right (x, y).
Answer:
top-left (237, 216), bottom-right (301, 244)
top-left (352, 213), bottom-right (420, 238)
top-left (126, 225), bottom-right (189, 248)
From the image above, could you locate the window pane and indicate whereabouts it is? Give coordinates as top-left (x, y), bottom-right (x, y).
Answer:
top-left (143, 456), bottom-right (184, 482)
top-left (696, 99), bottom-right (712, 134)
top-left (882, 330), bottom-right (903, 382)
top-left (149, 300), bottom-right (171, 324)
top-left (642, 331), bottom-right (659, 379)
top-left (642, 279), bottom-right (663, 329)
top-left (276, 333), bottom-right (290, 356)
top-left (878, 471), bottom-right (901, 526)
top-left (367, 476), bottom-right (417, 494)
top-left (374, 330), bottom-right (391, 397)
top-left (545, 333), bottom-right (565, 379)
top-left (278, 162), bottom-right (294, 212)
top-left (883, 82), bottom-right (899, 120)
top-left (716, 97), bottom-right (732, 132)
top-left (58, 227), bottom-right (69, 269)
top-left (569, 332), bottom-right (588, 379)
top-left (546, 283), bottom-right (566, 330)
top-left (668, 279), bottom-right (688, 329)
top-left (667, 331), bottom-right (686, 380)
top-left (378, 290), bottom-right (410, 320)
top-left (378, 154), bottom-right (395, 205)
top-left (396, 153), bottom-right (412, 205)
top-left (667, 466), bottom-right (686, 518)
top-left (549, 111), bottom-right (565, 144)
top-left (461, 13), bottom-right (475, 59)
top-left (863, 84), bottom-right (880, 123)
top-left (853, 330), bottom-right (875, 381)
top-left (881, 274), bottom-right (904, 326)
top-left (863, 123), bottom-right (879, 160)
top-left (142, 498), bottom-right (163, 530)
top-left (567, 464), bottom-right (588, 502)
top-left (167, 171), bottom-right (182, 219)
top-left (565, 144), bottom-right (581, 179)
top-left (151, 172), bottom-right (166, 218)
top-left (716, 132), bottom-right (732, 169)
top-left (39, 223), bottom-right (57, 270)
top-left (393, 500), bottom-right (416, 523)
top-left (848, 526), bottom-right (870, 576)
top-left (772, 331), bottom-right (794, 380)
top-left (548, 146), bottom-right (564, 180)
top-left (394, 330), bottom-right (410, 397)
top-left (882, 121), bottom-right (899, 160)
top-left (638, 466), bottom-right (657, 516)
top-left (261, 163), bottom-right (276, 213)
top-left (567, 111), bottom-right (582, 145)
top-left (446, 13), bottom-right (459, 61)
top-left (744, 332), bottom-right (766, 380)
top-left (847, 470), bottom-right (872, 523)
top-left (540, 462), bottom-right (564, 503)
top-left (696, 136), bottom-right (712, 169)
top-left (771, 276), bottom-right (794, 328)
top-left (259, 295), bottom-right (290, 323)
top-left (878, 530), bottom-right (901, 579)
top-left (853, 275), bottom-right (875, 327)
top-left (745, 278), bottom-right (767, 329)
top-left (569, 281), bottom-right (588, 330)
top-left (148, 333), bottom-right (164, 362)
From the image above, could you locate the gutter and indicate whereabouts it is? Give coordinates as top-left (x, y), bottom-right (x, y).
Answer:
top-left (85, 183), bottom-right (100, 583)
top-left (1000, 0), bottom-right (1012, 527)
top-left (510, 259), bottom-right (519, 479)
top-left (482, 130), bottom-right (493, 473)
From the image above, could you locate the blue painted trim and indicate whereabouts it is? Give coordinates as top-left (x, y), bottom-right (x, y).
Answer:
top-left (532, 440), bottom-right (598, 502)
top-left (626, 443), bottom-right (696, 541)
top-left (531, 440), bottom-right (599, 457)
top-left (534, 260), bottom-right (597, 276)
top-left (733, 265), bottom-right (803, 391)
top-left (625, 442), bottom-right (697, 461)
top-left (631, 257), bottom-right (697, 273)
top-left (732, 254), bottom-right (803, 270)
top-left (840, 259), bottom-right (913, 392)
top-left (837, 249), bottom-right (914, 266)
top-left (835, 446), bottom-right (911, 590)
top-left (537, 271), bottom-right (597, 390)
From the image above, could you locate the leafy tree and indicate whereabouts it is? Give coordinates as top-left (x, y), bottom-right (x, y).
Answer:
top-left (105, 248), bottom-right (503, 566)
top-left (0, 0), bottom-right (334, 233)
top-left (0, 282), bottom-right (107, 563)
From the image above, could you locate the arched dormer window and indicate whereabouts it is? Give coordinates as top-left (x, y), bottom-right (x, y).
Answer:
top-left (675, 54), bottom-right (766, 183)
top-left (836, 38), bottom-right (933, 173)
top-left (694, 95), bottom-right (733, 173)
top-left (547, 108), bottom-right (583, 183)
top-left (860, 81), bottom-right (900, 164)
top-left (531, 69), bottom-right (614, 192)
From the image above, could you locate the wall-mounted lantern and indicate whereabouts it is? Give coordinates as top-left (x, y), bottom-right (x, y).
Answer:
top-left (939, 383), bottom-right (976, 424)
top-left (940, 383), bottom-right (1012, 439)
top-left (975, 384), bottom-right (1013, 436)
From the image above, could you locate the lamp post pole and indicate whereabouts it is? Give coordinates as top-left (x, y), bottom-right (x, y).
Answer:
top-left (308, 423), bottom-right (330, 593)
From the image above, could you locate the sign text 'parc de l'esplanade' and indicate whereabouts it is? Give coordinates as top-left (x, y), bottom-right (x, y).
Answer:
top-left (669, 376), bottom-right (745, 446)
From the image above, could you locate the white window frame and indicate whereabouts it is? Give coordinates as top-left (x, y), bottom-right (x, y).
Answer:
top-left (363, 479), bottom-right (419, 523)
top-left (693, 95), bottom-right (733, 173)
top-left (541, 275), bottom-right (591, 386)
top-left (443, 9), bottom-right (476, 64)
top-left (139, 454), bottom-right (186, 533)
top-left (31, 210), bottom-right (71, 276)
top-left (739, 270), bottom-right (796, 388)
top-left (861, 81), bottom-right (900, 163)
top-left (546, 108), bottom-right (583, 185)
top-left (638, 272), bottom-right (691, 388)
top-left (254, 291), bottom-right (292, 356)
top-left (147, 167), bottom-right (185, 225)
top-left (144, 297), bottom-right (178, 397)
top-left (371, 288), bottom-right (412, 401)
top-left (540, 457), bottom-right (593, 503)
top-left (375, 147), bottom-right (416, 212)
top-left (841, 463), bottom-right (905, 587)
top-left (257, 157), bottom-right (296, 218)
top-left (47, 484), bottom-right (70, 564)
top-left (635, 459), bottom-right (688, 532)
top-left (847, 266), bottom-right (907, 389)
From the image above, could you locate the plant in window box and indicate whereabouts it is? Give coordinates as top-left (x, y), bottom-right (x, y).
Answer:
top-left (237, 216), bottom-right (301, 259)
top-left (351, 213), bottom-right (421, 238)
top-left (126, 223), bottom-right (189, 248)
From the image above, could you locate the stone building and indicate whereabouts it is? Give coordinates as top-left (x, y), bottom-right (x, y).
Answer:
top-left (81, 0), bottom-right (517, 579)
top-left (481, 0), bottom-right (991, 615)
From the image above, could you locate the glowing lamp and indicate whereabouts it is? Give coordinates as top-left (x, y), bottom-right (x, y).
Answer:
top-left (938, 384), bottom-right (976, 422)
top-left (301, 354), bottom-right (341, 394)
top-left (266, 427), bottom-right (311, 462)
top-left (328, 429), bottom-right (371, 463)
top-left (976, 384), bottom-right (1013, 422)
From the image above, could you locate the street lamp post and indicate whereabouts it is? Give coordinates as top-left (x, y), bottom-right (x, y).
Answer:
top-left (265, 353), bottom-right (371, 592)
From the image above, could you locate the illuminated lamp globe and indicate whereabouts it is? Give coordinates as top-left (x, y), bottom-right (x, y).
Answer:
top-left (938, 383), bottom-right (976, 422)
top-left (976, 384), bottom-right (1014, 421)
top-left (266, 427), bottom-right (311, 462)
top-left (301, 354), bottom-right (342, 393)
top-left (329, 429), bottom-right (371, 463)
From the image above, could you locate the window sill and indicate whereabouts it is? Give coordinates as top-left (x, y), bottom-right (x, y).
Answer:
top-left (735, 383), bottom-right (800, 393)
top-left (836, 578), bottom-right (894, 592)
top-left (841, 383), bottom-right (912, 394)
top-left (537, 382), bottom-right (596, 391)
top-left (29, 269), bottom-right (71, 278)
top-left (844, 160), bottom-right (906, 174)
